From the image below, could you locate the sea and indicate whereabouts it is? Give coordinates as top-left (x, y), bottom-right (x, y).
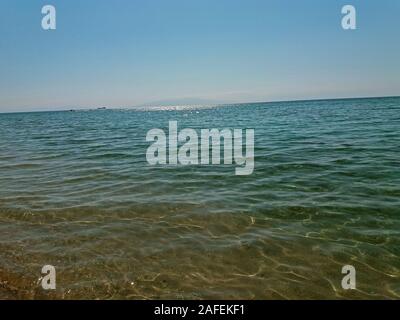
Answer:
top-left (0, 96), bottom-right (399, 299)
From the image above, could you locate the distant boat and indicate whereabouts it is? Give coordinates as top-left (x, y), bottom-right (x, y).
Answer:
top-left (97, 107), bottom-right (107, 110)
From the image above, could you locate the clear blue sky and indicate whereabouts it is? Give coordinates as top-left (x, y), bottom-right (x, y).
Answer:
top-left (0, 0), bottom-right (399, 112)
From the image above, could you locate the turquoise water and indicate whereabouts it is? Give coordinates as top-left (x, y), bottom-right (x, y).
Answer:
top-left (0, 97), bottom-right (399, 299)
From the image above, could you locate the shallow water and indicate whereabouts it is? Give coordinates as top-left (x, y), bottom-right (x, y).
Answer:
top-left (0, 97), bottom-right (399, 299)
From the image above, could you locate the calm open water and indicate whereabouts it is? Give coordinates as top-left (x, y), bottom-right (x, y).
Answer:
top-left (0, 97), bottom-right (399, 299)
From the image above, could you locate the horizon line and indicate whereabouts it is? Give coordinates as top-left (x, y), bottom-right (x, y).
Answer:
top-left (1, 94), bottom-right (399, 114)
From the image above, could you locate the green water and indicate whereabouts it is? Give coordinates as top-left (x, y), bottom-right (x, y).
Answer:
top-left (0, 97), bottom-right (399, 299)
